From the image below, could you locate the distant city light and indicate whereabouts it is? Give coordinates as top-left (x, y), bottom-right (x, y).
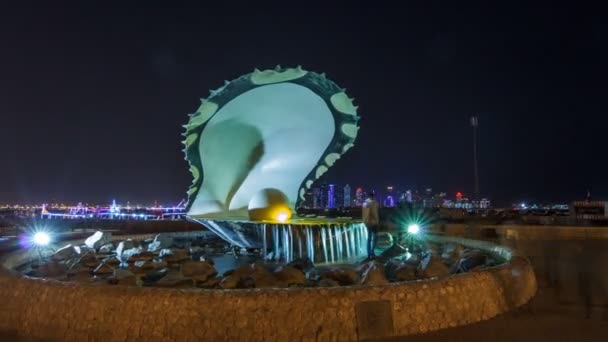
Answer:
top-left (407, 224), bottom-right (420, 235)
top-left (32, 232), bottom-right (51, 246)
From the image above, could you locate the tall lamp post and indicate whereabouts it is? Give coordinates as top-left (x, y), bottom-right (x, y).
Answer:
top-left (470, 116), bottom-right (479, 200)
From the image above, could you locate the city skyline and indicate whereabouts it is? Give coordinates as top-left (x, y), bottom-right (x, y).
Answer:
top-left (2, 4), bottom-right (607, 205)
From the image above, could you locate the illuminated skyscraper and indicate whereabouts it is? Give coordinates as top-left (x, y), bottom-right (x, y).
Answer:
top-left (328, 184), bottom-right (336, 208)
top-left (344, 184), bottom-right (351, 207)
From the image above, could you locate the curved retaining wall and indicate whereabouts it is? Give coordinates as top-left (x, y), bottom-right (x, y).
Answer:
top-left (0, 235), bottom-right (536, 341)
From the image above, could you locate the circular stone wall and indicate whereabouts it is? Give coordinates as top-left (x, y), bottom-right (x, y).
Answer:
top-left (0, 235), bottom-right (536, 341)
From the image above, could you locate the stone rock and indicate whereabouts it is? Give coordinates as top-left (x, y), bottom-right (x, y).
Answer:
top-left (189, 246), bottom-right (206, 261)
top-left (93, 262), bottom-right (115, 275)
top-left (128, 251), bottom-right (156, 263)
top-left (378, 243), bottom-right (408, 263)
top-left (441, 243), bottom-right (464, 261)
top-left (116, 240), bottom-right (140, 263)
top-left (452, 250), bottom-right (488, 273)
top-left (147, 234), bottom-right (174, 252)
top-left (287, 257), bottom-right (314, 272)
top-left (375, 232), bottom-right (394, 249)
top-left (133, 260), bottom-right (157, 270)
top-left (98, 243), bottom-right (115, 254)
top-left (103, 257), bottom-right (121, 266)
top-left (155, 271), bottom-right (192, 288)
top-left (84, 231), bottom-right (113, 250)
top-left (274, 266), bottom-right (306, 286)
top-left (109, 268), bottom-right (138, 286)
top-left (219, 274), bottom-right (240, 289)
top-left (162, 248), bottom-right (190, 264)
top-left (114, 268), bottom-right (135, 280)
top-left (182, 261), bottom-right (217, 282)
top-left (251, 274), bottom-right (283, 288)
top-left (142, 268), bottom-right (169, 283)
top-left (51, 244), bottom-right (78, 261)
top-left (79, 251), bottom-right (100, 268)
top-left (198, 277), bottom-right (220, 289)
top-left (320, 268), bottom-right (359, 286)
top-left (317, 278), bottom-right (340, 287)
top-left (417, 254), bottom-right (449, 279)
top-left (359, 260), bottom-right (388, 286)
top-left (38, 261), bottom-right (67, 277)
top-left (385, 259), bottom-right (417, 282)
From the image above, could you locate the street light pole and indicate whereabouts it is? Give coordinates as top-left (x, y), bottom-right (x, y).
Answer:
top-left (470, 116), bottom-right (479, 200)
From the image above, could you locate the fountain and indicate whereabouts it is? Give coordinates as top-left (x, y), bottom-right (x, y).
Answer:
top-left (183, 66), bottom-right (364, 262)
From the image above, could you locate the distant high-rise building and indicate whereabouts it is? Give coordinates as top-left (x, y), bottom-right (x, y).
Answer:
top-left (384, 186), bottom-right (396, 207)
top-left (343, 184), bottom-right (352, 207)
top-left (355, 187), bottom-right (364, 206)
top-left (328, 184), bottom-right (336, 208)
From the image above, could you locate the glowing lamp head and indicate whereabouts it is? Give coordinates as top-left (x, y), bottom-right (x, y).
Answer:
top-left (33, 232), bottom-right (51, 246)
top-left (276, 211), bottom-right (289, 223)
top-left (407, 224), bottom-right (420, 235)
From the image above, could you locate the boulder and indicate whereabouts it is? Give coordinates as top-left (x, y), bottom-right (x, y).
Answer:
top-left (84, 231), bottom-right (112, 250)
top-left (162, 249), bottom-right (190, 264)
top-left (198, 277), bottom-right (220, 289)
top-left (116, 240), bottom-right (141, 263)
top-left (51, 244), bottom-right (78, 261)
top-left (375, 232), bottom-right (394, 249)
top-left (110, 268), bottom-right (138, 286)
top-left (79, 251), bottom-right (100, 268)
top-left (320, 268), bottom-right (359, 286)
top-left (359, 260), bottom-right (388, 286)
top-left (142, 268), bottom-right (169, 283)
top-left (287, 257), bottom-right (314, 272)
top-left (441, 243), bottom-right (464, 261)
top-left (147, 234), bottom-right (174, 252)
top-left (274, 266), bottom-right (306, 286)
top-left (133, 260), bottom-right (157, 270)
top-left (93, 262), bottom-right (114, 275)
top-left (452, 250), bottom-right (488, 273)
top-left (317, 278), bottom-right (340, 287)
top-left (127, 251), bottom-right (156, 263)
top-left (189, 246), bottom-right (206, 261)
top-left (417, 254), bottom-right (449, 279)
top-left (182, 261), bottom-right (217, 282)
top-left (155, 271), bottom-right (192, 288)
top-left (385, 259), bottom-right (417, 282)
top-left (219, 274), bottom-right (240, 289)
top-left (38, 261), bottom-right (67, 277)
top-left (98, 243), bottom-right (115, 254)
top-left (378, 243), bottom-right (408, 263)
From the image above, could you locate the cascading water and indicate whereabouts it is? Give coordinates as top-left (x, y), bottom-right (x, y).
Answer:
top-left (261, 222), bottom-right (368, 264)
top-left (192, 218), bottom-right (369, 264)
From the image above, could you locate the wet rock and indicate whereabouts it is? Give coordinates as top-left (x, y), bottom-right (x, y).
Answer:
top-left (128, 251), bottom-right (156, 263)
top-left (189, 246), bottom-right (206, 261)
top-left (359, 260), bottom-right (388, 286)
top-left (378, 243), bottom-right (408, 263)
top-left (287, 257), bottom-right (314, 272)
top-left (113, 268), bottom-right (135, 280)
top-left (109, 269), bottom-right (138, 286)
top-left (317, 278), bottom-right (340, 287)
top-left (155, 271), bottom-right (192, 288)
top-left (51, 244), bottom-right (78, 261)
top-left (103, 257), bottom-right (120, 266)
top-left (274, 266), bottom-right (306, 286)
top-left (219, 274), bottom-right (240, 289)
top-left (375, 232), bottom-right (394, 249)
top-left (452, 250), bottom-right (488, 273)
top-left (93, 262), bottom-right (115, 275)
top-left (142, 268), bottom-right (169, 283)
top-left (116, 240), bottom-right (142, 263)
top-left (320, 268), bottom-right (359, 286)
top-left (38, 261), bottom-right (67, 277)
top-left (84, 231), bottom-right (112, 250)
top-left (441, 243), bottom-right (464, 261)
top-left (198, 277), bottom-right (220, 289)
top-left (424, 243), bottom-right (441, 256)
top-left (147, 234), bottom-right (174, 252)
top-left (417, 254), bottom-right (449, 279)
top-left (385, 259), bottom-right (417, 282)
top-left (182, 261), bottom-right (217, 282)
top-left (78, 251), bottom-right (100, 268)
top-left (162, 249), bottom-right (190, 264)
top-left (98, 243), bottom-right (115, 254)
top-left (133, 260), bottom-right (157, 270)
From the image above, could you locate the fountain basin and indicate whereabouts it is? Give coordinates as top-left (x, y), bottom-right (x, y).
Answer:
top-left (189, 217), bottom-right (368, 263)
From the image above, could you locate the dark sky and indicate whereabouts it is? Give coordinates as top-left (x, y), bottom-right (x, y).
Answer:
top-left (1, 3), bottom-right (606, 206)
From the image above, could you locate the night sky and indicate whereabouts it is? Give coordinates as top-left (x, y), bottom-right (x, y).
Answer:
top-left (1, 3), bottom-right (606, 206)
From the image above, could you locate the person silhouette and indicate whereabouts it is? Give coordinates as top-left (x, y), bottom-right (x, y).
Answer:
top-left (362, 192), bottom-right (380, 259)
